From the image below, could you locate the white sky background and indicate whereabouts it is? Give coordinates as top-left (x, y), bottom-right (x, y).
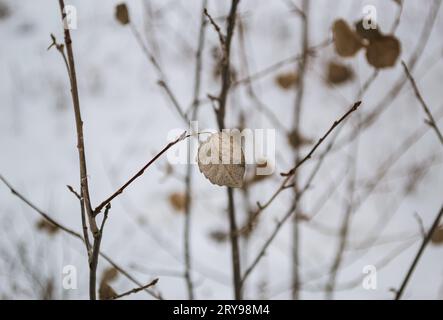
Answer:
top-left (0, 0), bottom-right (442, 299)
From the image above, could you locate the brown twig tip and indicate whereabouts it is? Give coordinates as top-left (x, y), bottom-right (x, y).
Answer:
top-left (280, 100), bottom-right (362, 177)
top-left (111, 278), bottom-right (159, 300)
top-left (203, 8), bottom-right (225, 46)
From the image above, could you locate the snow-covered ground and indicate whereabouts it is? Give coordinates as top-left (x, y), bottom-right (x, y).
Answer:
top-left (0, 0), bottom-right (442, 299)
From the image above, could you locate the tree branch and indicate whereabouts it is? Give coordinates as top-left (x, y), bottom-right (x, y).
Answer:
top-left (0, 174), bottom-right (161, 300)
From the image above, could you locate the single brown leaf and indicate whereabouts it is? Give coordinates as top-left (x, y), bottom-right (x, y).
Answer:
top-left (275, 72), bottom-right (298, 90)
top-left (169, 192), bottom-right (187, 212)
top-left (287, 129), bottom-right (313, 149)
top-left (102, 267), bottom-right (118, 283)
top-left (115, 3), bottom-right (130, 25)
top-left (99, 282), bottom-right (117, 300)
top-left (36, 218), bottom-right (59, 235)
top-left (332, 19), bottom-right (363, 57)
top-left (209, 229), bottom-right (228, 243)
top-left (327, 61), bottom-right (354, 85)
top-left (365, 35), bottom-right (401, 68)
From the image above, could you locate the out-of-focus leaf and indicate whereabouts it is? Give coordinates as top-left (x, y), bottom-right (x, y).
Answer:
top-left (99, 282), bottom-right (117, 300)
top-left (287, 129), bottom-right (313, 149)
top-left (275, 72), bottom-right (298, 90)
top-left (431, 225), bottom-right (443, 245)
top-left (169, 192), bottom-right (187, 212)
top-left (115, 3), bottom-right (130, 25)
top-left (332, 19), bottom-right (363, 57)
top-left (209, 229), bottom-right (228, 243)
top-left (0, 1), bottom-right (10, 20)
top-left (102, 267), bottom-right (118, 283)
top-left (365, 35), bottom-right (400, 68)
top-left (36, 219), bottom-right (59, 235)
top-left (327, 61), bottom-right (354, 85)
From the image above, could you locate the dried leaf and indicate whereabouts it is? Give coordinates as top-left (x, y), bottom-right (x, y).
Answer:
top-left (102, 267), bottom-right (118, 283)
top-left (431, 225), bottom-right (443, 245)
top-left (327, 61), bottom-right (354, 85)
top-left (355, 19), bottom-right (382, 42)
top-left (209, 229), bottom-right (228, 243)
top-left (332, 19), bottom-right (363, 57)
top-left (275, 72), bottom-right (298, 90)
top-left (169, 192), bottom-right (187, 212)
top-left (99, 282), bottom-right (117, 300)
top-left (365, 35), bottom-right (400, 68)
top-left (36, 219), bottom-right (59, 235)
top-left (0, 1), bottom-right (10, 20)
top-left (197, 132), bottom-right (245, 188)
top-left (287, 130), bottom-right (313, 149)
top-left (115, 3), bottom-right (130, 25)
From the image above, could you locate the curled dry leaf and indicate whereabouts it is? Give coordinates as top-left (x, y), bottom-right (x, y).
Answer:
top-left (36, 218), bottom-right (59, 235)
top-left (197, 132), bottom-right (245, 188)
top-left (365, 35), bottom-right (400, 68)
top-left (275, 72), bottom-right (298, 90)
top-left (355, 19), bottom-right (382, 42)
top-left (169, 192), bottom-right (187, 212)
top-left (332, 19), bottom-right (363, 57)
top-left (431, 225), bottom-right (443, 245)
top-left (327, 61), bottom-right (354, 85)
top-left (115, 3), bottom-right (130, 25)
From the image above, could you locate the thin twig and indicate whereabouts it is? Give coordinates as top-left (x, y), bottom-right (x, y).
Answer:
top-left (401, 61), bottom-right (443, 145)
top-left (57, 0), bottom-right (96, 234)
top-left (240, 101), bottom-right (362, 284)
top-left (94, 132), bottom-right (189, 214)
top-left (395, 204), bottom-right (443, 299)
top-left (325, 127), bottom-right (359, 299)
top-left (289, 0), bottom-right (309, 299)
top-left (182, 0), bottom-right (208, 300)
top-left (111, 278), bottom-right (159, 300)
top-left (67, 185), bottom-right (92, 258)
top-left (203, 8), bottom-right (225, 46)
top-left (129, 22), bottom-right (187, 122)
